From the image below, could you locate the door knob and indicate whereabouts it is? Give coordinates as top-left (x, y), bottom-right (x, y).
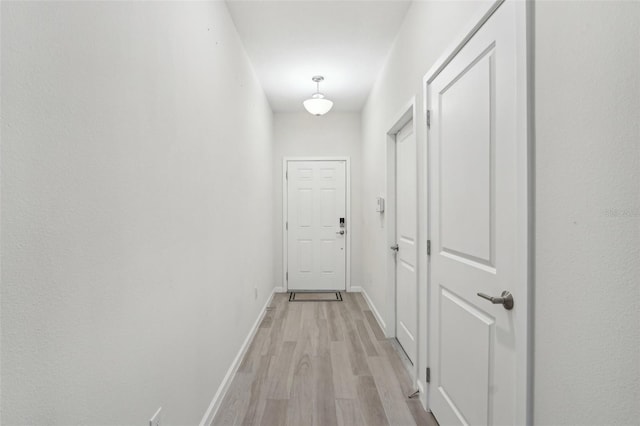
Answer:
top-left (390, 244), bottom-right (399, 252)
top-left (477, 291), bottom-right (514, 310)
top-left (336, 229), bottom-right (345, 235)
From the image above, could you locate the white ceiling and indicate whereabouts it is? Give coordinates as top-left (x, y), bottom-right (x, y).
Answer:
top-left (226, 0), bottom-right (411, 112)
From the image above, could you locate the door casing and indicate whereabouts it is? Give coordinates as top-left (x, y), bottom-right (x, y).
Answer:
top-left (385, 99), bottom-right (419, 389)
top-left (421, 0), bottom-right (533, 423)
top-left (282, 157), bottom-right (352, 292)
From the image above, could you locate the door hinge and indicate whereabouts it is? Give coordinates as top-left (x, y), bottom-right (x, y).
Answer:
top-left (286, 170), bottom-right (288, 179)
top-left (286, 271), bottom-right (288, 281)
top-left (286, 221), bottom-right (288, 230)
top-left (426, 367), bottom-right (431, 383)
top-left (427, 240), bottom-right (431, 256)
top-left (427, 110), bottom-right (431, 129)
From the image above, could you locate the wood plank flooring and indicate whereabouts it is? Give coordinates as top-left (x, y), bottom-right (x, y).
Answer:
top-left (212, 292), bottom-right (439, 426)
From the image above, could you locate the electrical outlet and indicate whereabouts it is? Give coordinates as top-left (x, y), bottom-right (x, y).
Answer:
top-left (254, 286), bottom-right (258, 299)
top-left (149, 407), bottom-right (161, 426)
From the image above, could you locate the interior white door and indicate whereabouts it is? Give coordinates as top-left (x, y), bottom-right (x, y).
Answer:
top-left (395, 119), bottom-right (418, 364)
top-left (428, 2), bottom-right (522, 425)
top-left (287, 160), bottom-right (346, 291)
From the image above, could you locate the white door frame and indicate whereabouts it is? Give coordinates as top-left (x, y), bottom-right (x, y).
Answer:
top-left (385, 98), bottom-right (418, 388)
top-left (282, 157), bottom-right (352, 292)
top-left (422, 0), bottom-right (533, 423)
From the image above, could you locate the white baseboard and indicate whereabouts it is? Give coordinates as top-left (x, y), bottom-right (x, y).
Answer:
top-left (273, 286), bottom-right (285, 293)
top-left (199, 287), bottom-right (277, 426)
top-left (349, 285), bottom-right (362, 292)
top-left (358, 286), bottom-right (387, 335)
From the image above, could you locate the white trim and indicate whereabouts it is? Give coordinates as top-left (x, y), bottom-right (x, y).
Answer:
top-left (282, 157), bottom-right (352, 293)
top-left (421, 1), bottom-right (532, 424)
top-left (423, 0), bottom-right (506, 86)
top-left (385, 135), bottom-right (397, 339)
top-left (386, 97), bottom-right (419, 390)
top-left (273, 286), bottom-right (285, 293)
top-left (421, 51), bottom-right (434, 419)
top-left (358, 286), bottom-right (387, 336)
top-left (199, 287), bottom-right (277, 426)
top-left (516, 1), bottom-right (534, 423)
top-left (417, 380), bottom-right (426, 410)
top-left (386, 97), bottom-right (415, 136)
top-left (349, 285), bottom-right (363, 292)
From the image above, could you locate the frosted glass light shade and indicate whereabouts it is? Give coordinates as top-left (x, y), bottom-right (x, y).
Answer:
top-left (303, 93), bottom-right (334, 116)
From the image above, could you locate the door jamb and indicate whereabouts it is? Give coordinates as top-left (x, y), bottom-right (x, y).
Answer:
top-left (282, 157), bottom-right (352, 293)
top-left (385, 98), bottom-right (418, 389)
top-left (421, 0), bottom-right (533, 423)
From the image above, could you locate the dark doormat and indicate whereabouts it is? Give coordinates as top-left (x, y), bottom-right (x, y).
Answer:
top-left (289, 291), bottom-right (343, 302)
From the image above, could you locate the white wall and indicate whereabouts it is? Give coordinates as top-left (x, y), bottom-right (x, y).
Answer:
top-left (273, 112), bottom-right (362, 289)
top-left (534, 2), bottom-right (640, 424)
top-left (360, 0), bottom-right (493, 407)
top-left (1, 2), bottom-right (274, 424)
top-left (362, 0), bottom-right (640, 422)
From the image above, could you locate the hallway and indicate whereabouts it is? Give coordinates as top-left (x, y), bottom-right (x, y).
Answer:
top-left (212, 293), bottom-right (435, 426)
top-left (2, 0), bottom-right (639, 424)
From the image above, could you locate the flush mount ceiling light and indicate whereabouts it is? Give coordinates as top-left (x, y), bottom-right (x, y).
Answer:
top-left (303, 76), bottom-right (334, 116)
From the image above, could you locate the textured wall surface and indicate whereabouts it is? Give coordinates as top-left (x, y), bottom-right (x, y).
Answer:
top-left (1, 2), bottom-right (274, 424)
top-left (534, 2), bottom-right (640, 424)
top-left (272, 112), bottom-right (362, 290)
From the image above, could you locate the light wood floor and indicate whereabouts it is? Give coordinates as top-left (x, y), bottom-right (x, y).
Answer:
top-left (212, 292), bottom-right (438, 426)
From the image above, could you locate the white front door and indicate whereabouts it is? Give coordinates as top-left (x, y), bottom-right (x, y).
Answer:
top-left (287, 160), bottom-right (346, 291)
top-left (428, 2), bottom-right (525, 425)
top-left (395, 119), bottom-right (418, 364)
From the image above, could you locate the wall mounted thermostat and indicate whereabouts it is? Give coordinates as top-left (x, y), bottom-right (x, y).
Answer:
top-left (376, 196), bottom-right (385, 213)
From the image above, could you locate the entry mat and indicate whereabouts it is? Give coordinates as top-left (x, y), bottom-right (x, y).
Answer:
top-left (288, 291), bottom-right (343, 302)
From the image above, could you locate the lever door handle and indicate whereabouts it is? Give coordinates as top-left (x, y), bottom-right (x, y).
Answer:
top-left (390, 244), bottom-right (399, 252)
top-left (477, 291), bottom-right (514, 310)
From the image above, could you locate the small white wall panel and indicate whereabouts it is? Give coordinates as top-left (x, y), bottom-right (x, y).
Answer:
top-left (297, 240), bottom-right (313, 272)
top-left (319, 240), bottom-right (335, 273)
top-left (297, 189), bottom-right (313, 227)
top-left (320, 189), bottom-right (336, 227)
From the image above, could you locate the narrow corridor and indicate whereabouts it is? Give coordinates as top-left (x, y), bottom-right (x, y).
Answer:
top-left (212, 293), bottom-right (437, 426)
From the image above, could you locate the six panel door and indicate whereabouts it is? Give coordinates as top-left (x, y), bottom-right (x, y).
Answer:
top-left (287, 161), bottom-right (347, 291)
